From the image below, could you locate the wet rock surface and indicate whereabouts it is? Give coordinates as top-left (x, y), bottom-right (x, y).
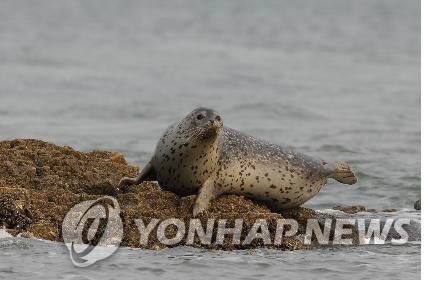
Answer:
top-left (333, 205), bottom-right (367, 214)
top-left (333, 205), bottom-right (399, 214)
top-left (0, 139), bottom-right (359, 250)
top-left (414, 200), bottom-right (420, 210)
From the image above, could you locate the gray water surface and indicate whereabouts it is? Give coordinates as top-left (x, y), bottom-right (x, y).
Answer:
top-left (0, 239), bottom-right (421, 280)
top-left (0, 209), bottom-right (421, 280)
top-left (0, 0), bottom-right (420, 279)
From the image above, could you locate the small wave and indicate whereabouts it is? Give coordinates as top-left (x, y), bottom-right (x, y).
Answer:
top-left (0, 238), bottom-right (33, 249)
top-left (319, 144), bottom-right (356, 153)
top-left (0, 229), bottom-right (12, 239)
top-left (230, 102), bottom-right (327, 121)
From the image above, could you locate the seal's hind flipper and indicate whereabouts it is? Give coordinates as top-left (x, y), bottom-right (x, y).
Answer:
top-left (118, 161), bottom-right (156, 191)
top-left (328, 162), bottom-right (357, 185)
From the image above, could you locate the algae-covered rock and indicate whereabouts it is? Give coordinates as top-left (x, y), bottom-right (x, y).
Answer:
top-left (414, 200), bottom-right (420, 210)
top-left (333, 205), bottom-right (366, 214)
top-left (0, 191), bottom-right (33, 229)
top-left (0, 139), bottom-right (357, 250)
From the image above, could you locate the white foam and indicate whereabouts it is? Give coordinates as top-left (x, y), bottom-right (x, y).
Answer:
top-left (0, 229), bottom-right (13, 238)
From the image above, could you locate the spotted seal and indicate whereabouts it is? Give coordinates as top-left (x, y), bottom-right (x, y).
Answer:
top-left (118, 107), bottom-right (357, 216)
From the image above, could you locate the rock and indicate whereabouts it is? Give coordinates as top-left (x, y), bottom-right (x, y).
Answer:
top-left (334, 205), bottom-right (400, 214)
top-left (17, 231), bottom-right (33, 238)
top-left (333, 205), bottom-right (366, 214)
top-left (0, 139), bottom-right (359, 251)
top-left (382, 208), bottom-right (397, 213)
top-left (414, 200), bottom-right (420, 210)
top-left (110, 152), bottom-right (127, 165)
top-left (0, 194), bottom-right (33, 229)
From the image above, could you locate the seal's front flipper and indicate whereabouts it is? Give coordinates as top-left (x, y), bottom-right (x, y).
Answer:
top-left (118, 161), bottom-right (156, 192)
top-left (328, 162), bottom-right (357, 185)
top-left (193, 178), bottom-right (218, 217)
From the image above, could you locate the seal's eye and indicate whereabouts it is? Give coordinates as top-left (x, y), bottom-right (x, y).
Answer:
top-left (215, 115), bottom-right (221, 121)
top-left (196, 114), bottom-right (204, 120)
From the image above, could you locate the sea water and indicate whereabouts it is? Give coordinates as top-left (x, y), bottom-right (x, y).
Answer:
top-left (0, 0), bottom-right (420, 279)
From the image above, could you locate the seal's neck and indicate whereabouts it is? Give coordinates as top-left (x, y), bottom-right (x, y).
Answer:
top-left (178, 123), bottom-right (220, 166)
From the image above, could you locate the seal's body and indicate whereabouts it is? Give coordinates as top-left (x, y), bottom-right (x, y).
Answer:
top-left (215, 128), bottom-right (343, 210)
top-left (151, 121), bottom-right (220, 196)
top-left (119, 108), bottom-right (357, 216)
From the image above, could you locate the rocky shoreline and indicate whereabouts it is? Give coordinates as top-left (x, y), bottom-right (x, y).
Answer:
top-left (0, 139), bottom-right (416, 250)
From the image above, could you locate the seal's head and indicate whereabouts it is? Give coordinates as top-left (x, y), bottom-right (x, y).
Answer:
top-left (186, 107), bottom-right (223, 139)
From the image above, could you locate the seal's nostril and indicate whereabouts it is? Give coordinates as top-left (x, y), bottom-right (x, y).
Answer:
top-left (215, 115), bottom-right (221, 121)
